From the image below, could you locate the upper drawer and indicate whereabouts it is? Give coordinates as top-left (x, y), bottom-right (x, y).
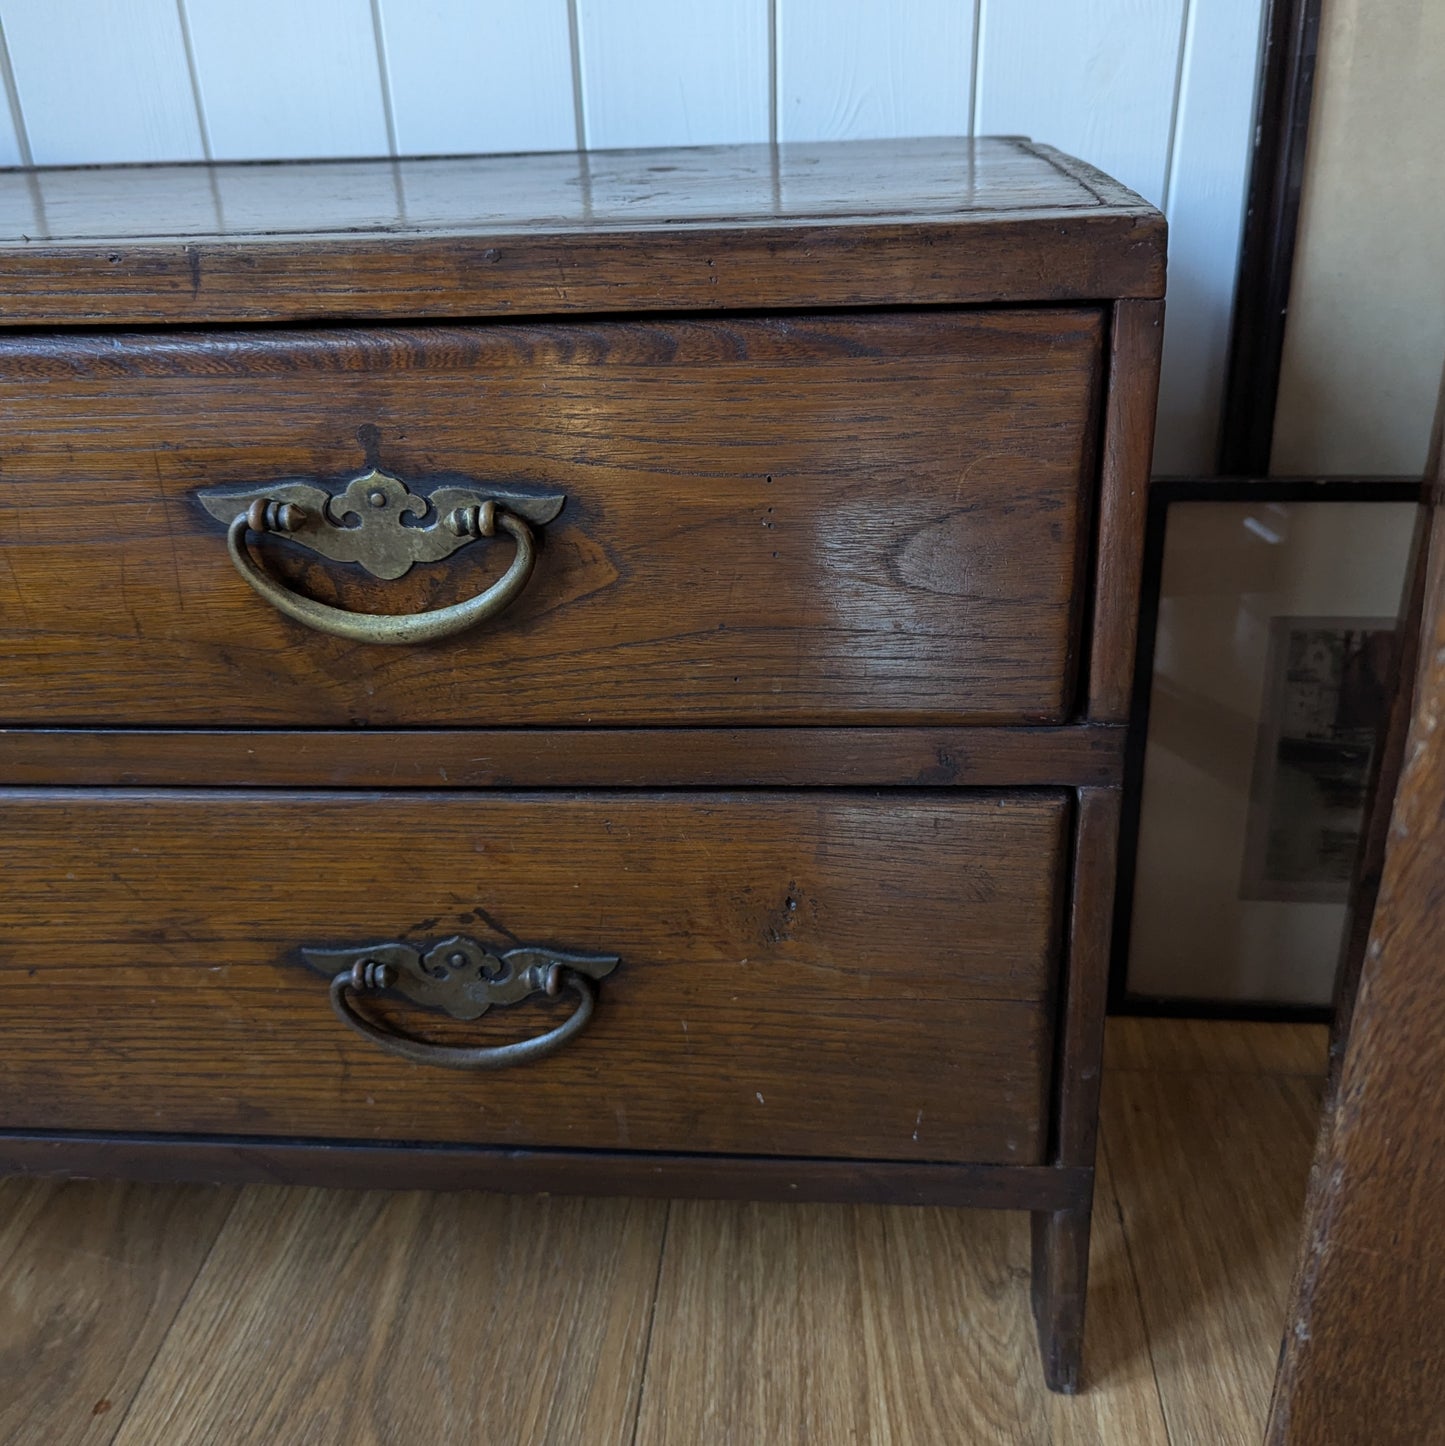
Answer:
top-left (0, 310), bottom-right (1102, 726)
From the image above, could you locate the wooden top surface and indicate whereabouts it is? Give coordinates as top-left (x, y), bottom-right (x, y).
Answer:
top-left (0, 138), bottom-right (1164, 326)
top-left (3, 137), bottom-right (1149, 244)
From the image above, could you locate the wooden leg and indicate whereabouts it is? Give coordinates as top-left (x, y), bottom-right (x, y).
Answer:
top-left (1031, 1195), bottom-right (1092, 1393)
top-left (1030, 787), bottom-right (1117, 1392)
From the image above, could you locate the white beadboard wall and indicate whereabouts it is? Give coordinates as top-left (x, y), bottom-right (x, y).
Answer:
top-left (0, 0), bottom-right (1266, 474)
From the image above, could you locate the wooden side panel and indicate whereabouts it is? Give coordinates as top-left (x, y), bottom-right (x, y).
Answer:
top-left (1331, 406), bottom-right (1440, 1051)
top-left (0, 790), bottom-right (1066, 1164)
top-left (0, 312), bottom-right (1103, 727)
top-left (1029, 785), bottom-right (1122, 1392)
top-left (1054, 787), bottom-right (1124, 1166)
top-left (1266, 461), bottom-right (1445, 1443)
top-left (1088, 299), bottom-right (1165, 721)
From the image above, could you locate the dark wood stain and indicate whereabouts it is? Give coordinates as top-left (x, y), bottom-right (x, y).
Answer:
top-left (0, 726), bottom-right (1126, 789)
top-left (0, 138), bottom-right (1163, 327)
top-left (0, 311), bottom-right (1103, 727)
top-left (0, 1135), bottom-right (1091, 1212)
top-left (1032, 786), bottom-right (1123, 1392)
top-left (1267, 413), bottom-right (1445, 1443)
top-left (0, 137), bottom-right (1165, 1390)
top-left (1089, 299), bottom-right (1165, 722)
top-left (0, 789), bottom-right (1066, 1164)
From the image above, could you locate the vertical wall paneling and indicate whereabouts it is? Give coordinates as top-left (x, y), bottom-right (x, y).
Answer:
top-left (776, 0), bottom-right (975, 142)
top-left (974, 0), bottom-right (1187, 207)
top-left (1154, 0), bottom-right (1267, 473)
top-left (1, 0), bottom-right (203, 165)
top-left (0, 0), bottom-right (1273, 482)
top-left (575, 0), bottom-right (770, 149)
top-left (376, 0), bottom-right (575, 157)
top-left (0, 22), bottom-right (24, 167)
top-left (0, 94), bottom-right (19, 168)
top-left (183, 0), bottom-right (390, 161)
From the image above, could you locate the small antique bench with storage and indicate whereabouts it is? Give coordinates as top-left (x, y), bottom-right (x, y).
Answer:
top-left (0, 137), bottom-right (1163, 1391)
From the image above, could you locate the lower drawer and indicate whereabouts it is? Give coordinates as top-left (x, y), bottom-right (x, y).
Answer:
top-left (0, 789), bottom-right (1067, 1163)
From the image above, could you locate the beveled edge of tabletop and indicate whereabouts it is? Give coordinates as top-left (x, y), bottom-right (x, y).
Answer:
top-left (0, 137), bottom-right (1165, 326)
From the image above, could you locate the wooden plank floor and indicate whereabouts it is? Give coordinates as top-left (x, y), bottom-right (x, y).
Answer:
top-left (0, 1019), bottom-right (1326, 1445)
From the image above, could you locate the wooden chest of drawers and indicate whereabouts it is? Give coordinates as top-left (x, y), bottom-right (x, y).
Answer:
top-left (0, 137), bottom-right (1164, 1392)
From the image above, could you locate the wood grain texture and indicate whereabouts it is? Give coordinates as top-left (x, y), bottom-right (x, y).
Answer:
top-left (0, 132), bottom-right (1168, 1397)
top-left (0, 790), bottom-right (1065, 1161)
top-left (1031, 1203), bottom-right (1093, 1395)
top-left (1103, 1017), bottom-right (1329, 1077)
top-left (1088, 298), bottom-right (1165, 720)
top-left (0, 136), bottom-right (1149, 242)
top-left (634, 1148), bottom-right (1168, 1445)
top-left (1, 0), bottom-right (204, 166)
top-left (0, 1137), bottom-right (1090, 1211)
top-left (0, 312), bottom-right (1102, 727)
top-left (0, 138), bottom-right (1165, 326)
top-left (1053, 788), bottom-right (1123, 1165)
top-left (0, 1181), bottom-right (235, 1445)
top-left (0, 1020), bottom-right (1322, 1443)
top-left (0, 726), bottom-right (1125, 790)
top-left (0, 1177), bottom-right (58, 1274)
top-left (1106, 1069), bottom-right (1321, 1446)
top-left (1267, 486), bottom-right (1445, 1444)
top-left (112, 1187), bottom-right (665, 1446)
top-left (1330, 481), bottom-right (1433, 1062)
top-left (1028, 786), bottom-right (1121, 1391)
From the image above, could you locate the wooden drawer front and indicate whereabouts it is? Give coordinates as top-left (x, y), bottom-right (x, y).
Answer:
top-left (0, 790), bottom-right (1066, 1163)
top-left (0, 311), bottom-right (1101, 726)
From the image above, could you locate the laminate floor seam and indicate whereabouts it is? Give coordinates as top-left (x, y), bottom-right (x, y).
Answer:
top-left (0, 1023), bottom-right (1325, 1442)
top-left (1097, 1127), bottom-right (1172, 1445)
top-left (628, 1196), bottom-right (673, 1446)
top-left (103, 1188), bottom-right (242, 1446)
top-left (0, 1179), bottom-right (53, 1277)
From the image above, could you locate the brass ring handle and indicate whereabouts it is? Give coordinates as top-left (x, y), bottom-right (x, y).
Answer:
top-left (328, 959), bottom-right (596, 1070)
top-left (226, 502), bottom-right (537, 645)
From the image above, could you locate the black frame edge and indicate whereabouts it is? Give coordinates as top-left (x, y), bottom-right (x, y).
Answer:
top-left (1109, 476), bottom-right (1425, 1020)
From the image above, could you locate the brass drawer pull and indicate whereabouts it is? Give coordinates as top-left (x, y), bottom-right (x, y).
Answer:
top-left (198, 469), bottom-right (564, 646)
top-left (302, 934), bottom-right (619, 1071)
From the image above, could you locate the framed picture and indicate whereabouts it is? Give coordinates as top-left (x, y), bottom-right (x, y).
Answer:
top-left (1112, 480), bottom-right (1420, 1015)
top-left (1239, 616), bottom-right (1396, 903)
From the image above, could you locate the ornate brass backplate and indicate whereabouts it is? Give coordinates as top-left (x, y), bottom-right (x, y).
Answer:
top-left (197, 468), bottom-right (566, 580)
top-left (301, 934), bottom-right (620, 1020)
